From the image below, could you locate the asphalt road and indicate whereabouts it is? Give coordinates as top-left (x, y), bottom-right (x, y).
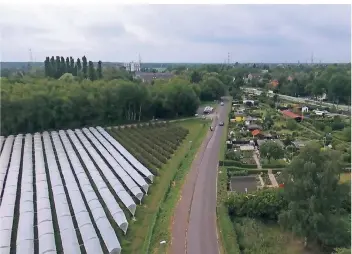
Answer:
top-left (170, 98), bottom-right (229, 254)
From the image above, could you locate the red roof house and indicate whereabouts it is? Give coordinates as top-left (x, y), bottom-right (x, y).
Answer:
top-left (281, 110), bottom-right (303, 122)
top-left (251, 129), bottom-right (261, 136)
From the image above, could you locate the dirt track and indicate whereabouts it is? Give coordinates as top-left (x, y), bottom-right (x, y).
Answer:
top-left (170, 99), bottom-right (229, 254)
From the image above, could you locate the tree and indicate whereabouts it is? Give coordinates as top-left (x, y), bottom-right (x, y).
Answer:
top-left (88, 61), bottom-right (97, 81)
top-left (44, 57), bottom-right (51, 77)
top-left (65, 57), bottom-right (70, 73)
top-left (97, 61), bottom-right (103, 79)
top-left (70, 57), bottom-right (75, 74)
top-left (190, 70), bottom-right (202, 83)
top-left (55, 56), bottom-right (61, 78)
top-left (76, 58), bottom-right (82, 75)
top-left (60, 56), bottom-right (67, 75)
top-left (200, 76), bottom-right (226, 101)
top-left (259, 141), bottom-right (284, 162)
top-left (279, 144), bottom-right (350, 248)
top-left (50, 56), bottom-right (56, 77)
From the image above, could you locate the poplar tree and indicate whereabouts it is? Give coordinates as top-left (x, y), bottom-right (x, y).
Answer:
top-left (97, 60), bottom-right (103, 79)
top-left (65, 57), bottom-right (70, 73)
top-left (88, 61), bottom-right (97, 81)
top-left (82, 56), bottom-right (88, 79)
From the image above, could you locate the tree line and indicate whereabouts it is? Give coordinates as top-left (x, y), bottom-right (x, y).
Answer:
top-left (44, 56), bottom-right (103, 81)
top-left (0, 76), bottom-right (203, 135)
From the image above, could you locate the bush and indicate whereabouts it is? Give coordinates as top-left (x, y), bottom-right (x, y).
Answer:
top-left (219, 160), bottom-right (257, 168)
top-left (226, 188), bottom-right (288, 221)
top-left (228, 170), bottom-right (248, 176)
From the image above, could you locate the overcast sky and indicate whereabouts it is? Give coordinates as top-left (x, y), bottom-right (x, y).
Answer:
top-left (0, 4), bottom-right (351, 63)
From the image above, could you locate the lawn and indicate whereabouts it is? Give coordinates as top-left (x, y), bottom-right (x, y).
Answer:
top-left (111, 119), bottom-right (209, 254)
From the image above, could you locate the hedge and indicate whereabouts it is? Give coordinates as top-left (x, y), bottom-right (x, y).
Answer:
top-left (219, 160), bottom-right (257, 168)
top-left (246, 169), bottom-right (285, 174)
top-left (262, 164), bottom-right (288, 169)
top-left (228, 170), bottom-right (248, 176)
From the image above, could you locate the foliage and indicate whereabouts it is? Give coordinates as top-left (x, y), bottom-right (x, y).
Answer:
top-left (234, 217), bottom-right (309, 254)
top-left (200, 76), bottom-right (226, 101)
top-left (334, 248), bottom-right (352, 254)
top-left (0, 77), bottom-right (200, 135)
top-left (263, 114), bottom-right (274, 130)
top-left (279, 144), bottom-right (350, 248)
top-left (259, 141), bottom-right (284, 162)
top-left (226, 188), bottom-right (288, 221)
top-left (228, 169), bottom-right (249, 176)
top-left (286, 119), bottom-right (298, 130)
top-left (220, 160), bottom-right (257, 168)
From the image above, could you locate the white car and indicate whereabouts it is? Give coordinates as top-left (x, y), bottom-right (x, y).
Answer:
top-left (220, 102), bottom-right (224, 106)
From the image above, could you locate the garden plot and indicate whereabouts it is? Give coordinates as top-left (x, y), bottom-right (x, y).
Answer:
top-left (230, 176), bottom-right (258, 193)
top-left (0, 122), bottom-right (187, 254)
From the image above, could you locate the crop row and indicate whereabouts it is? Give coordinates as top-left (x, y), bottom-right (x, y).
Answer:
top-left (117, 130), bottom-right (168, 165)
top-left (132, 127), bottom-right (183, 152)
top-left (109, 129), bottom-right (163, 172)
top-left (121, 129), bottom-right (172, 159)
top-left (107, 130), bottom-right (158, 174)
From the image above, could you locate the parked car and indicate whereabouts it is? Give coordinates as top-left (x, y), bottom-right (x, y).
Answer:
top-left (219, 121), bottom-right (224, 126)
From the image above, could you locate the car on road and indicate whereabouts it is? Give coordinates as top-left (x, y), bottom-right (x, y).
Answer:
top-left (220, 102), bottom-right (224, 106)
top-left (219, 121), bottom-right (224, 126)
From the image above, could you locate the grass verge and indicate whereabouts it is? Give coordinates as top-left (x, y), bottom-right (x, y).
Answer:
top-left (120, 119), bottom-right (209, 253)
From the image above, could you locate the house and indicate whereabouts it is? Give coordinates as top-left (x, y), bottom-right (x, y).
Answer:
top-left (135, 72), bottom-right (174, 83)
top-left (251, 129), bottom-right (262, 137)
top-left (301, 106), bottom-right (309, 113)
top-left (239, 145), bottom-right (255, 151)
top-left (281, 110), bottom-right (303, 122)
top-left (245, 116), bottom-right (258, 126)
top-left (247, 73), bottom-right (262, 81)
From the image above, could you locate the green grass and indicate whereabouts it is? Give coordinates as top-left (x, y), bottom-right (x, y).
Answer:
top-left (119, 119), bottom-right (209, 253)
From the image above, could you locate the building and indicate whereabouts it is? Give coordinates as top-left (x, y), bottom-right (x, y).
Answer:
top-left (124, 61), bottom-right (141, 72)
top-left (134, 72), bottom-right (174, 83)
top-left (281, 110), bottom-right (303, 122)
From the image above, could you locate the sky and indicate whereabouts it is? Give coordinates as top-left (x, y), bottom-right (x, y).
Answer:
top-left (0, 4), bottom-right (351, 63)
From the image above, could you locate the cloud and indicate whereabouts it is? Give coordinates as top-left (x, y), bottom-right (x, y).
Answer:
top-left (0, 4), bottom-right (350, 62)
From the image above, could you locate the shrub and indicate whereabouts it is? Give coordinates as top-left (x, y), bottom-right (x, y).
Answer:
top-left (226, 188), bottom-right (288, 221)
top-left (229, 170), bottom-right (248, 176)
top-left (219, 160), bottom-right (257, 168)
